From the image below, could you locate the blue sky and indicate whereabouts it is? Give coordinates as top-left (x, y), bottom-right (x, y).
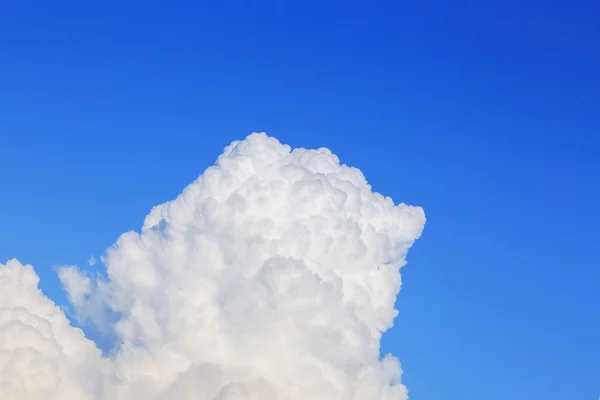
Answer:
top-left (1, 1), bottom-right (599, 399)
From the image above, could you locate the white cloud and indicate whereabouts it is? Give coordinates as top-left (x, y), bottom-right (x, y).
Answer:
top-left (58, 265), bottom-right (91, 306)
top-left (0, 133), bottom-right (425, 399)
top-left (0, 259), bottom-right (103, 400)
top-left (88, 256), bottom-right (97, 266)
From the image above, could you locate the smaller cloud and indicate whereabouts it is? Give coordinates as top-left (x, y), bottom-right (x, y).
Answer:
top-left (58, 266), bottom-right (92, 307)
top-left (88, 256), bottom-right (96, 266)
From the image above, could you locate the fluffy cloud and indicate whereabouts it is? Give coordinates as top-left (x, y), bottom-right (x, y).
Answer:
top-left (0, 260), bottom-right (103, 400)
top-left (1, 133), bottom-right (425, 399)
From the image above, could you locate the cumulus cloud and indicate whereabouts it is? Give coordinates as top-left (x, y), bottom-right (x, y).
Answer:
top-left (0, 260), bottom-right (103, 400)
top-left (0, 133), bottom-right (425, 399)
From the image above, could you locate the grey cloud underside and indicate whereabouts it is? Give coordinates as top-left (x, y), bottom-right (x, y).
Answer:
top-left (0, 133), bottom-right (425, 399)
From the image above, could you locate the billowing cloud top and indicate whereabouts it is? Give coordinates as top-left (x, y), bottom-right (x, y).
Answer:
top-left (0, 133), bottom-right (425, 400)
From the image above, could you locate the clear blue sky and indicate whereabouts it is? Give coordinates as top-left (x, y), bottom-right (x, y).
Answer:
top-left (1, 2), bottom-right (599, 399)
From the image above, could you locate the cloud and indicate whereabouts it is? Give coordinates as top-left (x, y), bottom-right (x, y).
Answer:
top-left (0, 259), bottom-right (104, 399)
top-left (88, 256), bottom-right (97, 267)
top-left (0, 133), bottom-right (425, 399)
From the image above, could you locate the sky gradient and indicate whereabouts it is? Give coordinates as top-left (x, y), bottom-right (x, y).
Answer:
top-left (1, 2), bottom-right (599, 399)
